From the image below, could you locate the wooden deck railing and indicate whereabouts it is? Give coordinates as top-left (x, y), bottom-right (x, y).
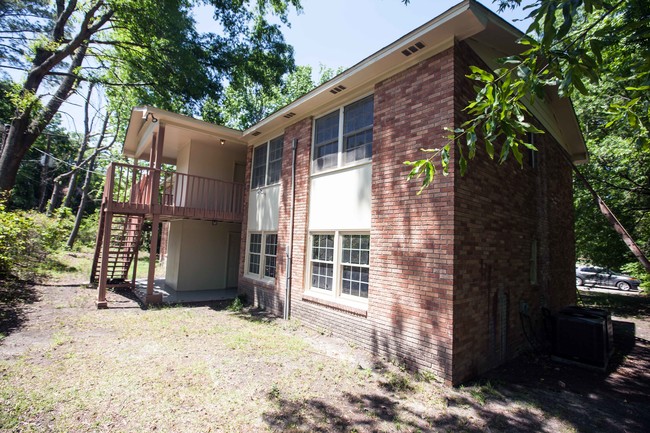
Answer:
top-left (103, 162), bottom-right (245, 222)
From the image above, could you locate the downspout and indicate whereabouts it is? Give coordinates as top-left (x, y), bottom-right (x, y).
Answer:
top-left (284, 138), bottom-right (298, 320)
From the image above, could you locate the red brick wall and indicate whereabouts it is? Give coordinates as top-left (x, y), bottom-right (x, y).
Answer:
top-left (450, 41), bottom-right (576, 384)
top-left (369, 47), bottom-right (457, 381)
top-left (238, 41), bottom-right (576, 386)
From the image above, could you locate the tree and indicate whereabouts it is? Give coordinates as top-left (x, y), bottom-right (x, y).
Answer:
top-left (203, 64), bottom-right (341, 129)
top-left (572, 42), bottom-right (650, 269)
top-left (0, 0), bottom-right (301, 193)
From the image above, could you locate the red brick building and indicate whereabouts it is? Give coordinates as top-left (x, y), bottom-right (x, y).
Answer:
top-left (237, 0), bottom-right (585, 385)
top-left (95, 0), bottom-right (585, 385)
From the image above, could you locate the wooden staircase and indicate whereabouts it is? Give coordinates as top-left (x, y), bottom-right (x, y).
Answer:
top-left (91, 213), bottom-right (144, 287)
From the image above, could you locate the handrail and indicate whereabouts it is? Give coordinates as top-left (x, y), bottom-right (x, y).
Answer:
top-left (103, 162), bottom-right (245, 221)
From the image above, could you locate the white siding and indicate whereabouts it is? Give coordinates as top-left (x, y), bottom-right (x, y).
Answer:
top-left (247, 184), bottom-right (280, 231)
top-left (309, 163), bottom-right (371, 230)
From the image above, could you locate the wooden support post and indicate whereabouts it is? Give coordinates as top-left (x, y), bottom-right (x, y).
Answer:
top-left (96, 211), bottom-right (113, 309)
top-left (131, 224), bottom-right (140, 290)
top-left (149, 132), bottom-right (157, 168)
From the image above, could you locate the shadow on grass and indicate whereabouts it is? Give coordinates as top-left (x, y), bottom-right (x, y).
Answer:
top-left (477, 316), bottom-right (650, 432)
top-left (578, 290), bottom-right (650, 317)
top-left (0, 278), bottom-right (39, 339)
top-left (262, 389), bottom-right (557, 432)
top-left (257, 290), bottom-right (650, 433)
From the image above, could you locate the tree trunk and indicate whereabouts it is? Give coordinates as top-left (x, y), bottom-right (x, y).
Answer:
top-left (0, 117), bottom-right (36, 192)
top-left (47, 181), bottom-right (64, 216)
top-left (570, 158), bottom-right (650, 273)
top-left (0, 37), bottom-right (92, 193)
top-left (38, 135), bottom-right (52, 212)
top-left (67, 154), bottom-right (96, 249)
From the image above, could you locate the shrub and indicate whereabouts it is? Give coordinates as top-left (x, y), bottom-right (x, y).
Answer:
top-left (74, 209), bottom-right (100, 249)
top-left (0, 200), bottom-right (37, 279)
top-left (620, 262), bottom-right (650, 294)
top-left (0, 198), bottom-right (75, 280)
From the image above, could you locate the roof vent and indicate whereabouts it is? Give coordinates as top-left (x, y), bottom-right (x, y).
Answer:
top-left (401, 41), bottom-right (426, 57)
top-left (329, 85), bottom-right (347, 95)
top-left (252, 131), bottom-right (262, 137)
top-left (283, 112), bottom-right (296, 119)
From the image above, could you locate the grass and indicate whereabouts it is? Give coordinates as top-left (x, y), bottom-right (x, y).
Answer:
top-left (579, 289), bottom-right (650, 318)
top-left (1, 252), bottom-right (649, 432)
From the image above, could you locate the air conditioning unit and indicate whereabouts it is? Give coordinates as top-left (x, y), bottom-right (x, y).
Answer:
top-left (553, 306), bottom-right (613, 371)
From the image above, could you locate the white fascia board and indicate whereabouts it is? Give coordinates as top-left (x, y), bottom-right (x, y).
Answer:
top-left (134, 119), bottom-right (157, 159)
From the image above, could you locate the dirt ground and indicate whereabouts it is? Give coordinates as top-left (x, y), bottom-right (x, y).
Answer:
top-left (1, 253), bottom-right (649, 432)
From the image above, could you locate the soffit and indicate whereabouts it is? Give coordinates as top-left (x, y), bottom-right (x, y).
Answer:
top-left (122, 106), bottom-right (246, 164)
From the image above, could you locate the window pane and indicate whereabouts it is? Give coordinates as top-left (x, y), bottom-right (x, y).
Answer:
top-left (264, 256), bottom-right (276, 278)
top-left (311, 234), bottom-right (334, 291)
top-left (314, 111), bottom-right (340, 171)
top-left (343, 96), bottom-right (373, 164)
top-left (341, 235), bottom-right (370, 265)
top-left (312, 234), bottom-right (334, 262)
top-left (264, 234), bottom-right (278, 278)
top-left (248, 253), bottom-right (260, 275)
top-left (251, 144), bottom-right (267, 189)
top-left (342, 265), bottom-right (369, 298)
top-left (344, 130), bottom-right (372, 164)
top-left (265, 234), bottom-right (278, 255)
top-left (341, 234), bottom-right (370, 298)
top-left (312, 262), bottom-right (333, 291)
top-left (266, 136), bottom-right (284, 185)
top-left (344, 96), bottom-right (374, 134)
top-left (248, 233), bottom-right (262, 275)
top-left (249, 233), bottom-right (262, 253)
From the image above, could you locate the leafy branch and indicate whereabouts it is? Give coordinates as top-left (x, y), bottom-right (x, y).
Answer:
top-left (405, 0), bottom-right (644, 191)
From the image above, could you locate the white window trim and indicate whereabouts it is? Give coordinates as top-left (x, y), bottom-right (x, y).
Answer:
top-left (245, 231), bottom-right (278, 282)
top-left (311, 95), bottom-right (373, 176)
top-left (251, 135), bottom-right (284, 189)
top-left (305, 231), bottom-right (370, 306)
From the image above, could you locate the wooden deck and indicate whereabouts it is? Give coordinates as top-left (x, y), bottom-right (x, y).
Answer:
top-left (103, 162), bottom-right (245, 222)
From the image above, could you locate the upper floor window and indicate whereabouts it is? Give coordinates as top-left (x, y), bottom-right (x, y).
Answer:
top-left (313, 95), bottom-right (373, 173)
top-left (252, 136), bottom-right (284, 189)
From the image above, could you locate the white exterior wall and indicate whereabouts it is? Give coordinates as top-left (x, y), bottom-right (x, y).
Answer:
top-left (164, 139), bottom-right (246, 292)
top-left (309, 163), bottom-right (372, 231)
top-left (246, 184), bottom-right (280, 232)
top-left (167, 220), bottom-right (240, 291)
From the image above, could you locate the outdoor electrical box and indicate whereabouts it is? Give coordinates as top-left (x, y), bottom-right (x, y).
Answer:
top-left (553, 306), bottom-right (614, 371)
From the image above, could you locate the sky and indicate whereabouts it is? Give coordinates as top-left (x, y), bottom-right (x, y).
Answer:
top-left (273, 0), bottom-right (529, 75)
top-left (58, 0), bottom-right (531, 132)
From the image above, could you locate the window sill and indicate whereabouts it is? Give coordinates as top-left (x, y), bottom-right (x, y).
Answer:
top-left (250, 182), bottom-right (280, 192)
top-left (310, 159), bottom-right (371, 179)
top-left (302, 292), bottom-right (368, 317)
top-left (242, 275), bottom-right (276, 288)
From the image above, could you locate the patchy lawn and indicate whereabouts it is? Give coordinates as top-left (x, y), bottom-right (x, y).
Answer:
top-left (1, 252), bottom-right (649, 432)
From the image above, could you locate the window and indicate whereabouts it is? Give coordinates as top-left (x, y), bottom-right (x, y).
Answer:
top-left (311, 234), bottom-right (334, 290)
top-left (248, 233), bottom-right (262, 275)
top-left (309, 232), bottom-right (370, 300)
top-left (251, 136), bottom-right (284, 188)
top-left (312, 95), bottom-right (373, 173)
top-left (341, 234), bottom-right (370, 298)
top-left (247, 232), bottom-right (278, 280)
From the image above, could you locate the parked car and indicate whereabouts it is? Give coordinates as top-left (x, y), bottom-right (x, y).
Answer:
top-left (575, 265), bottom-right (641, 291)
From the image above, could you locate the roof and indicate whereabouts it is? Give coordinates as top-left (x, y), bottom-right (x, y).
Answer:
top-left (122, 106), bottom-right (246, 163)
top-left (123, 0), bottom-right (587, 164)
top-left (242, 0), bottom-right (586, 163)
